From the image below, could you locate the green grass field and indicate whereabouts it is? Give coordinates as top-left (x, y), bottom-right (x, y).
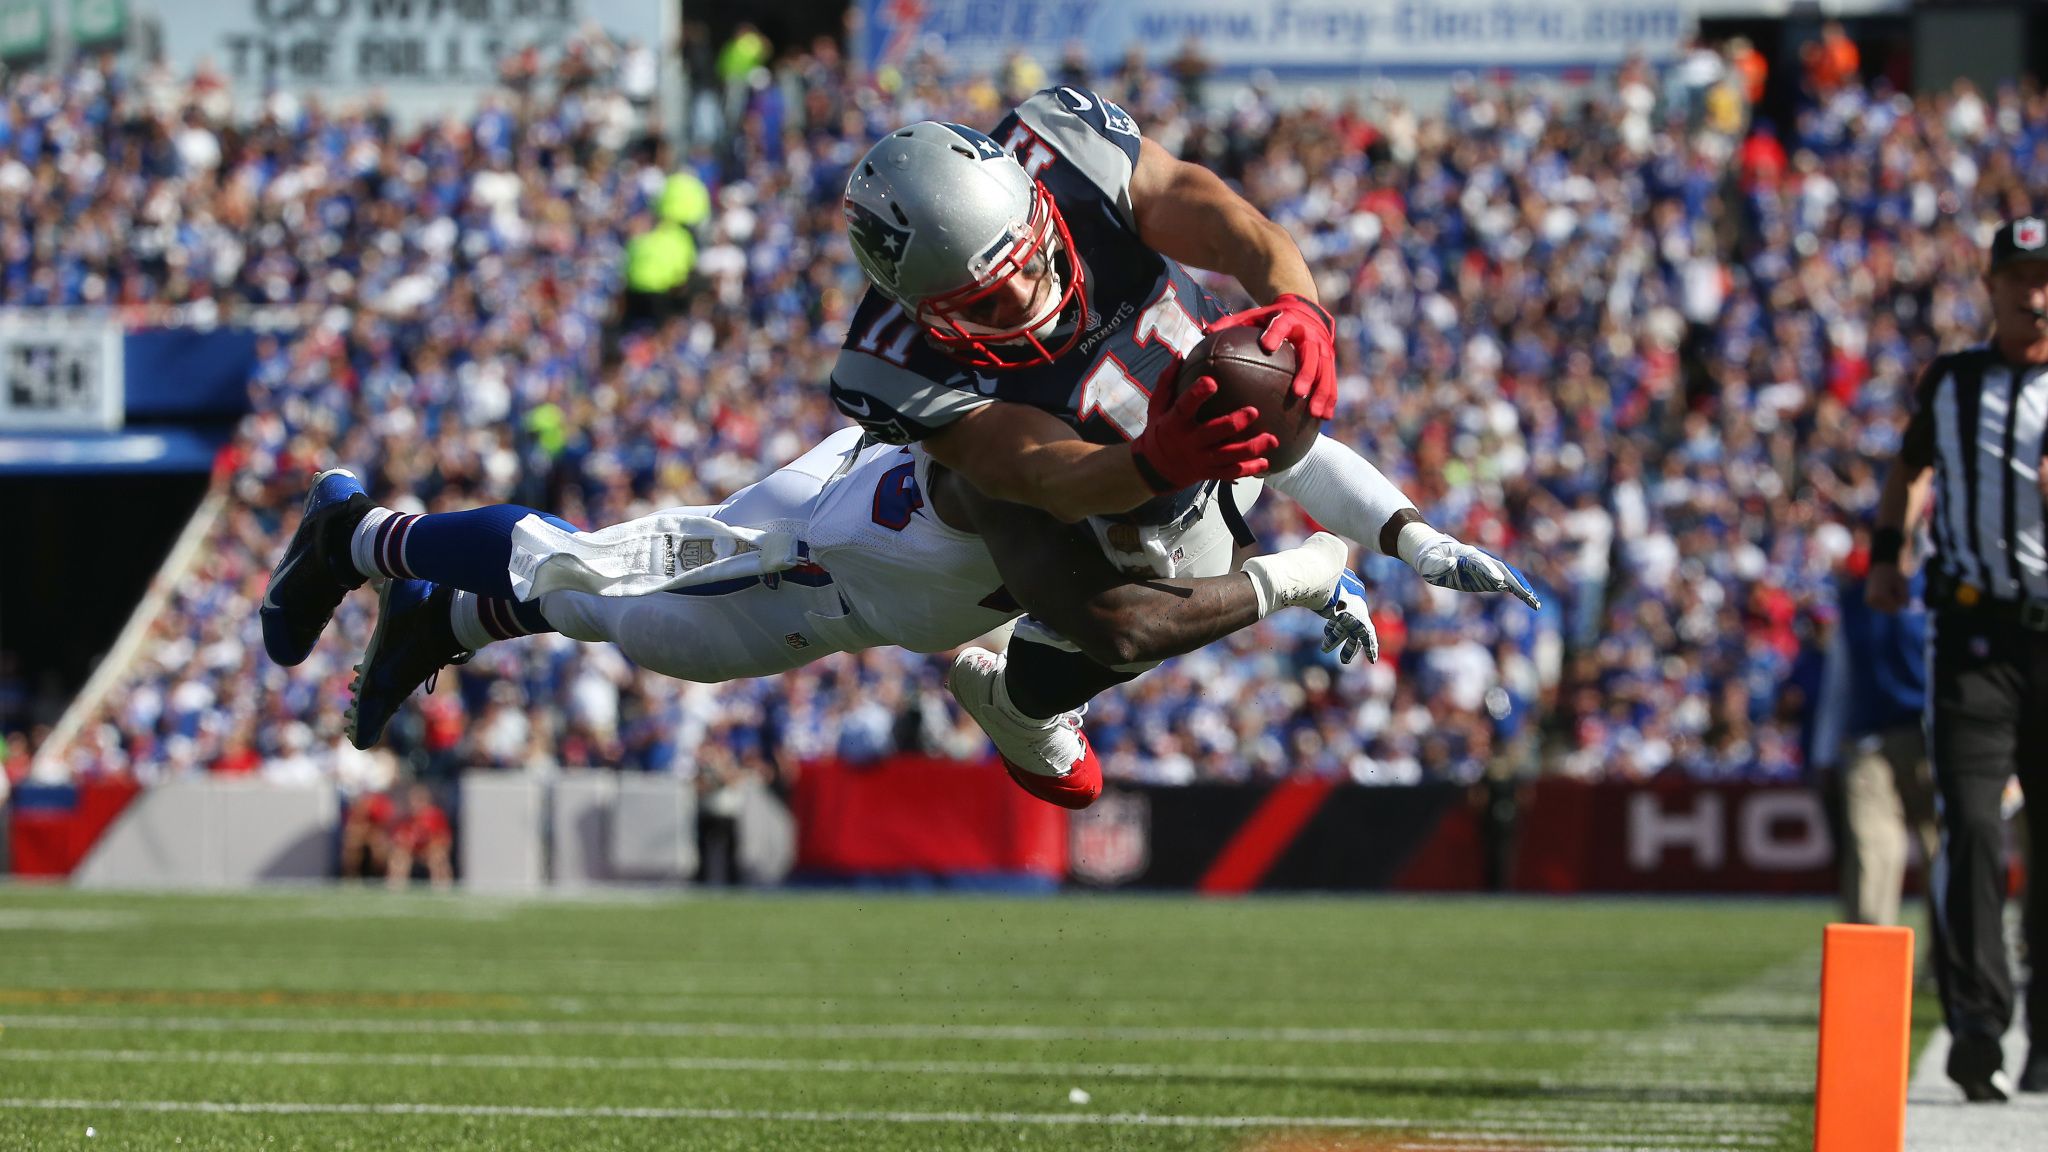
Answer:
top-left (0, 888), bottom-right (1935, 1150)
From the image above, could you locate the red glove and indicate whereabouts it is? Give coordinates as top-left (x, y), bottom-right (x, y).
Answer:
top-left (1210, 293), bottom-right (1338, 420)
top-left (1129, 374), bottom-right (1279, 494)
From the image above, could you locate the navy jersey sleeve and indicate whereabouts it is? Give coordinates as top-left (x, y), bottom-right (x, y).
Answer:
top-left (829, 348), bottom-right (994, 444)
top-left (996, 87), bottom-right (1144, 230)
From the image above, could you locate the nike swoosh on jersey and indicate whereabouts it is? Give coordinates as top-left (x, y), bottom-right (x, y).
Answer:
top-left (840, 393), bottom-right (873, 416)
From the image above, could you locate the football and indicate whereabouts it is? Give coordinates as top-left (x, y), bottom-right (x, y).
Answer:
top-left (1174, 326), bottom-right (1322, 471)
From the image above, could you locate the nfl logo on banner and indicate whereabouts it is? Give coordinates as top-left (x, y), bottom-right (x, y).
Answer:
top-left (1070, 789), bottom-right (1149, 886)
top-left (2018, 218), bottom-right (2046, 249)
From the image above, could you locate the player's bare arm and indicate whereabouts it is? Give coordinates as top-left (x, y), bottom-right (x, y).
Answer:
top-left (921, 376), bottom-right (1267, 523)
top-left (960, 488), bottom-right (1258, 668)
top-left (1869, 359), bottom-right (1942, 613)
top-left (920, 402), bottom-right (1153, 523)
top-left (1128, 137), bottom-right (1316, 305)
top-left (936, 465), bottom-right (1357, 668)
top-left (1128, 136), bottom-right (1338, 419)
top-left (1868, 460), bottom-right (1932, 613)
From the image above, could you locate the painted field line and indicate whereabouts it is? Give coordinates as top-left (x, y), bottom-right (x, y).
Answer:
top-left (0, 1097), bottom-right (1780, 1144)
top-left (0, 1013), bottom-right (1803, 1047)
top-left (0, 1097), bottom-right (1632, 1132)
top-left (1392, 1139), bottom-right (1712, 1147)
top-left (0, 1047), bottom-right (1802, 1101)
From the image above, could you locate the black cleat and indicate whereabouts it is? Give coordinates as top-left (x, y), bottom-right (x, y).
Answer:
top-left (347, 579), bottom-right (470, 750)
top-left (1949, 1034), bottom-right (2014, 1102)
top-left (261, 468), bottom-right (370, 667)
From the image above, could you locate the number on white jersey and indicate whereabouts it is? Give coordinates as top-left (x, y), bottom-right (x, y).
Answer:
top-left (869, 459), bottom-right (924, 530)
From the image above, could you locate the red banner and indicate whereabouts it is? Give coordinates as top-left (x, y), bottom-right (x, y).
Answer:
top-left (8, 777), bottom-right (141, 877)
top-left (1514, 778), bottom-right (1837, 894)
top-left (790, 767), bottom-right (1846, 893)
top-left (791, 756), bottom-right (1066, 880)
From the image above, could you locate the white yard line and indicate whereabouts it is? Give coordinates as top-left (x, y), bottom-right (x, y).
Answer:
top-left (1458, 954), bottom-right (1823, 1152)
top-left (0, 1090), bottom-right (1736, 1131)
top-left (0, 1045), bottom-right (1812, 1096)
top-left (0, 1097), bottom-right (1444, 1129)
top-left (0, 1013), bottom-right (1636, 1045)
top-left (0, 1096), bottom-right (1784, 1145)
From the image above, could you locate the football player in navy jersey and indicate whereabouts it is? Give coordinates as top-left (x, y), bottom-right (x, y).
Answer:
top-left (831, 91), bottom-right (1538, 807)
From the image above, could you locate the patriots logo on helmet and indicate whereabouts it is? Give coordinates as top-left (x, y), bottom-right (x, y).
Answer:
top-left (846, 201), bottom-right (914, 292)
top-left (2018, 218), bottom-right (2046, 249)
top-left (940, 123), bottom-right (1006, 160)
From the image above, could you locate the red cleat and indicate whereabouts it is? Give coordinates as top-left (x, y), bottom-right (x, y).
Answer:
top-left (1000, 736), bottom-right (1102, 810)
top-left (948, 646), bottom-right (1103, 810)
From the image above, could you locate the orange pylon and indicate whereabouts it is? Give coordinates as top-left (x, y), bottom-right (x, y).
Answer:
top-left (1814, 923), bottom-right (1914, 1152)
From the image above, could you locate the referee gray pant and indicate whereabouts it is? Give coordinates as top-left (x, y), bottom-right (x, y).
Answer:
top-left (1926, 607), bottom-right (2045, 1075)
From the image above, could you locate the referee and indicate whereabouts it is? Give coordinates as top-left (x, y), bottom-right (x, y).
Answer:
top-left (1872, 216), bottom-right (2048, 1102)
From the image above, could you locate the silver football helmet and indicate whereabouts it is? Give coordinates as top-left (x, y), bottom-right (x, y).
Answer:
top-left (844, 121), bottom-right (1086, 369)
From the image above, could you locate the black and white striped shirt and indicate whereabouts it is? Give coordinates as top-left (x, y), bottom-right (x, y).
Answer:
top-left (1900, 346), bottom-right (2048, 598)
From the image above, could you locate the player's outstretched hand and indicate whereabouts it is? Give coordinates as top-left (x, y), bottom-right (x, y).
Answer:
top-left (1130, 373), bottom-right (1278, 493)
top-left (1211, 293), bottom-right (1337, 420)
top-left (1317, 567), bottom-right (1379, 665)
top-left (1409, 537), bottom-right (1542, 610)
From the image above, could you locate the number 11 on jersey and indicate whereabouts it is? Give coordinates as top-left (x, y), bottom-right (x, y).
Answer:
top-left (1077, 286), bottom-right (1203, 441)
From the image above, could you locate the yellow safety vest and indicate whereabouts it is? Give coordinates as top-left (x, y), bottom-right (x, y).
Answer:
top-left (625, 225), bottom-right (695, 293)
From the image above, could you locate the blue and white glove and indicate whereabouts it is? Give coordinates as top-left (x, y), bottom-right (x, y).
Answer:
top-left (1316, 567), bottom-right (1379, 665)
top-left (1405, 530), bottom-right (1541, 610)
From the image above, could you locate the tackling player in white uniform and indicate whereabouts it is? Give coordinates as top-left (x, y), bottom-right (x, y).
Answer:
top-left (261, 431), bottom-right (1378, 755)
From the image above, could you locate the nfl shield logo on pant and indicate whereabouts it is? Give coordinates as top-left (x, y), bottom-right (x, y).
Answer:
top-left (1070, 789), bottom-right (1149, 886)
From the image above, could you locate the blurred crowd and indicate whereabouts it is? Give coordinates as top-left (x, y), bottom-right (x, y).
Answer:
top-left (3, 22), bottom-right (2036, 796)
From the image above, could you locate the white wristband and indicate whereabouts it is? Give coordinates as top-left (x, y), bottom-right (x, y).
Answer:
top-left (1395, 521), bottom-right (1452, 568)
top-left (1241, 567), bottom-right (1278, 620)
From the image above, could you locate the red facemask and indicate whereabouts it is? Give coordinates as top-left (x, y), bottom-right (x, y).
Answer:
top-left (912, 180), bottom-right (1087, 370)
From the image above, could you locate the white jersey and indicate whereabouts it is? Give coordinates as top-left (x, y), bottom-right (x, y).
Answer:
top-left (536, 429), bottom-right (1016, 684)
top-left (806, 440), bottom-right (1015, 652)
top-left (533, 427), bottom-right (1253, 684)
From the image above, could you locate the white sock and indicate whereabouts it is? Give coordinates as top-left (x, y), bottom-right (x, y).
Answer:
top-left (448, 590), bottom-right (499, 652)
top-left (348, 507), bottom-right (404, 579)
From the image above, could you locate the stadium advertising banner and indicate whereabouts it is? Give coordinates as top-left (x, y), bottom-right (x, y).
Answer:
top-left (1069, 781), bottom-right (1488, 892)
top-left (791, 756), bottom-right (1068, 887)
top-left (71, 0), bottom-right (127, 49)
top-left (789, 766), bottom-right (1842, 894)
top-left (0, 311), bottom-right (124, 432)
top-left (152, 0), bottom-right (663, 123)
top-left (0, 0), bottom-right (51, 62)
top-left (1513, 778), bottom-right (1838, 894)
top-left (860, 0), bottom-right (1704, 79)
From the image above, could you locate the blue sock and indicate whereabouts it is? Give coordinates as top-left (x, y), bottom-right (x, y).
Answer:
top-left (350, 505), bottom-right (577, 601)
